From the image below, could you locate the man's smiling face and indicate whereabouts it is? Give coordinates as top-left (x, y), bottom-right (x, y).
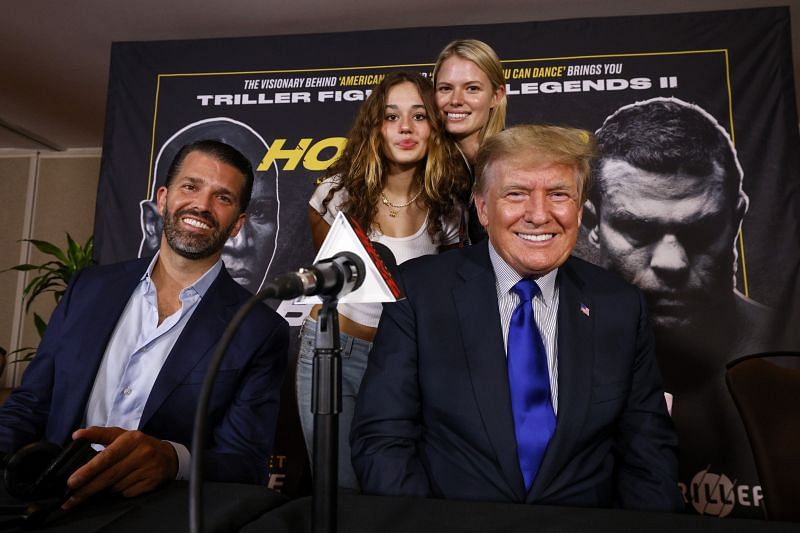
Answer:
top-left (157, 150), bottom-right (246, 260)
top-left (475, 156), bottom-right (582, 277)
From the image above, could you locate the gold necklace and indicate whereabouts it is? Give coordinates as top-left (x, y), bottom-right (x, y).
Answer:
top-left (380, 189), bottom-right (422, 217)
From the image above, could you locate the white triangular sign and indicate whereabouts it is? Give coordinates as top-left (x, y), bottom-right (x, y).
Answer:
top-left (296, 211), bottom-right (401, 304)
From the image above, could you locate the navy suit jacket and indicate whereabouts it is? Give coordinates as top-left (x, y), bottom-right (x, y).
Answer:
top-left (0, 257), bottom-right (289, 485)
top-left (351, 242), bottom-right (683, 511)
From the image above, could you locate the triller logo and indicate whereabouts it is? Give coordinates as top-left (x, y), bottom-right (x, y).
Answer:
top-left (679, 467), bottom-right (763, 517)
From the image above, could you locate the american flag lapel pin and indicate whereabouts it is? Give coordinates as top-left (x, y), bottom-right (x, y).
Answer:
top-left (580, 303), bottom-right (590, 317)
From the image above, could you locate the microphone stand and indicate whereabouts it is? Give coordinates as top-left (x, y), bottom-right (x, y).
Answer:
top-left (189, 252), bottom-right (364, 533)
top-left (311, 296), bottom-right (341, 533)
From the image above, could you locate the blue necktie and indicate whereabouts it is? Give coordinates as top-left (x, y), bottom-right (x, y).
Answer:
top-left (507, 278), bottom-right (556, 491)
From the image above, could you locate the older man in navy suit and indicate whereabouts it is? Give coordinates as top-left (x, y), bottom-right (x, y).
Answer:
top-left (0, 140), bottom-right (288, 508)
top-left (351, 125), bottom-right (683, 511)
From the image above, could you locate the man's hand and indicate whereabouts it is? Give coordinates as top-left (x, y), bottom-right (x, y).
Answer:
top-left (62, 427), bottom-right (178, 509)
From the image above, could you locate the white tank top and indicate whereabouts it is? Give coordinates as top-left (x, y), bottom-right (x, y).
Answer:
top-left (309, 177), bottom-right (461, 327)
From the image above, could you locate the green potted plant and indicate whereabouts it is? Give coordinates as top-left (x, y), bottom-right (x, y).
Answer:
top-left (2, 233), bottom-right (94, 364)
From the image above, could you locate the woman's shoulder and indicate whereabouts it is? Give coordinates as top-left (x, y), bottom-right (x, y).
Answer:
top-left (310, 175), bottom-right (346, 203)
top-left (309, 175), bottom-right (348, 224)
top-left (313, 174), bottom-right (343, 192)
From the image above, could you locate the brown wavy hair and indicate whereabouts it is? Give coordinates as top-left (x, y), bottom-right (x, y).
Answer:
top-left (318, 71), bottom-right (468, 244)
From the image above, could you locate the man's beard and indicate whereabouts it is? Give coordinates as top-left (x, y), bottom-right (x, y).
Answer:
top-left (162, 205), bottom-right (236, 260)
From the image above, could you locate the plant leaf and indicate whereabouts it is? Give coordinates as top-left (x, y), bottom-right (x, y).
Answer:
top-left (6, 346), bottom-right (37, 363)
top-left (33, 313), bottom-right (48, 338)
top-left (11, 234), bottom-right (95, 320)
top-left (24, 279), bottom-right (65, 312)
top-left (66, 233), bottom-right (82, 267)
top-left (27, 239), bottom-right (68, 264)
top-left (2, 264), bottom-right (40, 273)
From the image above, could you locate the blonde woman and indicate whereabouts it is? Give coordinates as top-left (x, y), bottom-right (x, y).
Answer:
top-left (434, 39), bottom-right (507, 243)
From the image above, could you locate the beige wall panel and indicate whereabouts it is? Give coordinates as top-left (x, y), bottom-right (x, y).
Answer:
top-left (0, 157), bottom-right (33, 380)
top-left (19, 156), bottom-right (100, 361)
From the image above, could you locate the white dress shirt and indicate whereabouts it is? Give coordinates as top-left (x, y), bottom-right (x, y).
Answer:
top-left (84, 253), bottom-right (223, 479)
top-left (488, 242), bottom-right (560, 414)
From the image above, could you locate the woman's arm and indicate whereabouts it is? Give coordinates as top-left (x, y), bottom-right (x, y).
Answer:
top-left (308, 207), bottom-right (331, 252)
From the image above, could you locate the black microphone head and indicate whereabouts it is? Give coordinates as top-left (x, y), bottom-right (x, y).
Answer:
top-left (265, 270), bottom-right (308, 300)
top-left (333, 251), bottom-right (366, 292)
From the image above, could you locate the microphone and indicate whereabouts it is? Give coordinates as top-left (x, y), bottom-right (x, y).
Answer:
top-left (191, 251), bottom-right (364, 532)
top-left (267, 251), bottom-right (365, 300)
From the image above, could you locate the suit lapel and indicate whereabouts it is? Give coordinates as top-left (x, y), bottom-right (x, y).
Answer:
top-left (59, 260), bottom-right (148, 437)
top-left (528, 258), bottom-right (595, 502)
top-left (453, 243), bottom-right (526, 501)
top-left (139, 267), bottom-right (237, 427)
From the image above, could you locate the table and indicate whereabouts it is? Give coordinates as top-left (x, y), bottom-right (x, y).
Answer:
top-left (244, 492), bottom-right (800, 533)
top-left (0, 481), bottom-right (286, 532)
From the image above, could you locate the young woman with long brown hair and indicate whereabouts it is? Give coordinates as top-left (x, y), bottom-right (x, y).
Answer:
top-left (296, 71), bottom-right (467, 489)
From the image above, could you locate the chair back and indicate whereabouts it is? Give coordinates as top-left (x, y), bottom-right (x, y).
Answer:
top-left (726, 353), bottom-right (800, 521)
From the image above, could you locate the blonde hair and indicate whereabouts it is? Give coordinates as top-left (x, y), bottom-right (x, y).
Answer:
top-left (475, 125), bottom-right (597, 203)
top-left (434, 39), bottom-right (507, 142)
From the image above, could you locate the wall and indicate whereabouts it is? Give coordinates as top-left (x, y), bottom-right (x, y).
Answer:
top-left (0, 149), bottom-right (100, 387)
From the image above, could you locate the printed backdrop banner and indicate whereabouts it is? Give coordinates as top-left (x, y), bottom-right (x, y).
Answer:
top-left (97, 8), bottom-right (800, 518)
